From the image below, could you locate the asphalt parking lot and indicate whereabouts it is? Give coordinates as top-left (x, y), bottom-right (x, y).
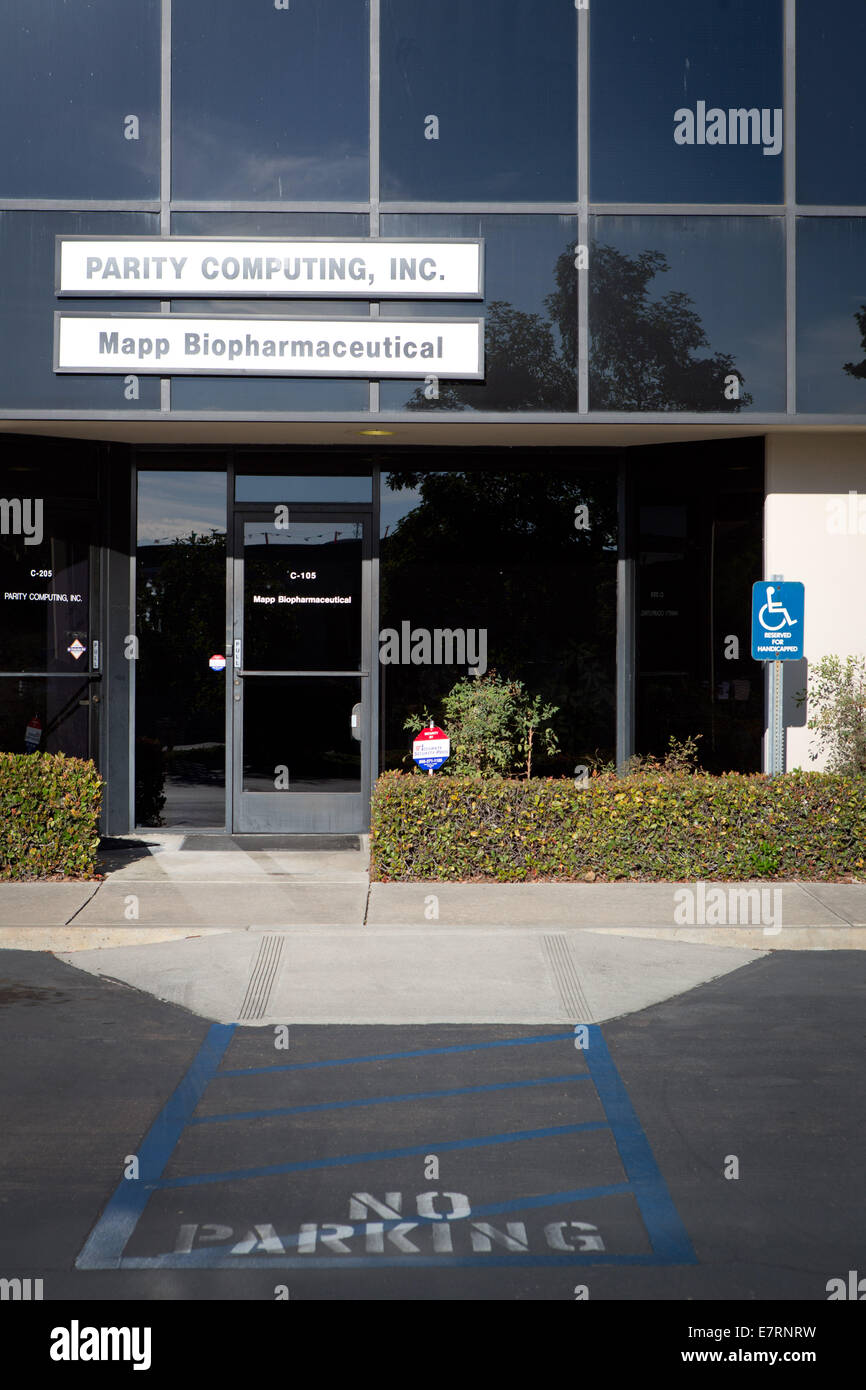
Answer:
top-left (2, 946), bottom-right (865, 1302)
top-left (79, 1022), bottom-right (693, 1277)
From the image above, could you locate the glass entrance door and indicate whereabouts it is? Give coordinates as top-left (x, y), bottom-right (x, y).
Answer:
top-left (231, 509), bottom-right (371, 832)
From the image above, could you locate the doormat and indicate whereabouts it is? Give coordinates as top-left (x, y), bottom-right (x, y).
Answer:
top-left (179, 834), bottom-right (361, 852)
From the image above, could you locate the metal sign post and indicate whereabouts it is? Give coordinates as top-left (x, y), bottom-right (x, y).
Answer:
top-left (769, 659), bottom-right (784, 777)
top-left (751, 576), bottom-right (805, 780)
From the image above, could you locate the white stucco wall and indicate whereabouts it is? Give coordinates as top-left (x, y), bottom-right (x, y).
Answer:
top-left (764, 433), bottom-right (866, 771)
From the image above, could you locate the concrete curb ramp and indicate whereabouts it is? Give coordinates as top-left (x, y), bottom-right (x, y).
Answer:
top-left (54, 927), bottom-right (766, 1026)
top-left (4, 871), bottom-right (862, 1025)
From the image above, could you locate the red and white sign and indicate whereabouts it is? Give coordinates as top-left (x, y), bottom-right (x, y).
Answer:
top-left (412, 725), bottom-right (450, 771)
top-left (67, 639), bottom-right (86, 660)
top-left (208, 653), bottom-right (227, 671)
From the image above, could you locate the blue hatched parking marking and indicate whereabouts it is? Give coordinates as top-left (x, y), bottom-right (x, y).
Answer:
top-left (156, 1121), bottom-right (609, 1189)
top-left (190, 1072), bottom-right (591, 1126)
top-left (116, 1251), bottom-right (682, 1269)
top-left (76, 1024), bottom-right (697, 1270)
top-left (581, 1027), bottom-right (696, 1264)
top-left (215, 1031), bottom-right (577, 1079)
top-left (76, 1023), bottom-right (235, 1270)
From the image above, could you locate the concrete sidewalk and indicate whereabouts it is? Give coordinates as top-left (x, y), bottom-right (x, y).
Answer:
top-left (1, 831), bottom-right (863, 1025)
top-left (0, 829), bottom-right (864, 944)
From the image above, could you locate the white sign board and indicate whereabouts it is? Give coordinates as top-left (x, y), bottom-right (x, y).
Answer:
top-left (56, 238), bottom-right (484, 298)
top-left (412, 737), bottom-right (450, 764)
top-left (54, 314), bottom-right (485, 379)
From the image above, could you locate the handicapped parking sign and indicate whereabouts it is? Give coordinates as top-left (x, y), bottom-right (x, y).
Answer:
top-left (751, 581), bottom-right (805, 660)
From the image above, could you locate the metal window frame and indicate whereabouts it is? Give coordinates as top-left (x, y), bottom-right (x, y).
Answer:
top-left (6, 0), bottom-right (864, 427)
top-left (230, 501), bottom-right (374, 833)
top-left (1, 0), bottom-right (861, 796)
top-left (2, 0), bottom-right (864, 423)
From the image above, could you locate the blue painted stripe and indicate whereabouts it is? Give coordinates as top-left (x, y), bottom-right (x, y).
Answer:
top-left (299, 1181), bottom-right (631, 1235)
top-left (582, 1025), bottom-right (697, 1264)
top-left (155, 1121), bottom-right (609, 1190)
top-left (191, 1072), bottom-right (591, 1126)
top-left (216, 1031), bottom-right (578, 1079)
top-left (117, 1252), bottom-right (680, 1270)
top-left (75, 1024), bottom-right (236, 1271)
top-left (428, 1181), bottom-right (630, 1219)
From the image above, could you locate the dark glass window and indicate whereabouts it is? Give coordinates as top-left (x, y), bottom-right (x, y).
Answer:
top-left (0, 678), bottom-right (91, 759)
top-left (242, 677), bottom-right (361, 793)
top-left (379, 460), bottom-right (617, 773)
top-left (136, 470), bottom-right (227, 828)
top-left (169, 214), bottom-right (370, 412)
top-left (381, 0), bottom-right (577, 201)
top-left (0, 0), bottom-right (160, 198)
top-left (797, 218), bottom-right (866, 413)
top-left (242, 519), bottom-right (363, 673)
top-left (635, 443), bottom-right (764, 773)
top-left (172, 0), bottom-right (370, 201)
top-left (589, 217), bottom-right (786, 412)
top-left (0, 213), bottom-right (161, 412)
top-left (379, 215), bottom-right (578, 413)
top-left (591, 0), bottom-right (784, 204)
top-left (797, 1), bottom-right (866, 205)
top-left (0, 447), bottom-right (99, 502)
top-left (0, 502), bottom-right (92, 673)
top-left (236, 475), bottom-right (372, 503)
top-left (0, 448), bottom-right (98, 759)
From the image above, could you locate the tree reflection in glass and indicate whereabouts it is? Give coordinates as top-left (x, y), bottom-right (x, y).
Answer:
top-left (400, 241), bottom-right (753, 413)
top-left (379, 468), bottom-right (617, 772)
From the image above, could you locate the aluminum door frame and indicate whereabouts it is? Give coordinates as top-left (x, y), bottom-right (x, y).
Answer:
top-left (230, 505), bottom-right (373, 833)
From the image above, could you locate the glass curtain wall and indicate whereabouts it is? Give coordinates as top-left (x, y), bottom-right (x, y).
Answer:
top-left (135, 469), bottom-right (227, 827)
top-left (0, 442), bottom-right (101, 760)
top-left (379, 458), bottom-right (618, 774)
top-left (634, 442), bottom-right (764, 772)
top-left (0, 3), bottom-right (864, 418)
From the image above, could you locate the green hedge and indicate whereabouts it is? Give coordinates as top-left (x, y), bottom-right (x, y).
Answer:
top-left (0, 752), bottom-right (103, 881)
top-left (370, 769), bottom-right (866, 882)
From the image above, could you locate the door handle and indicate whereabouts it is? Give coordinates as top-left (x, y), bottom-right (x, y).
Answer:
top-left (233, 639), bottom-right (242, 671)
top-left (350, 702), bottom-right (362, 741)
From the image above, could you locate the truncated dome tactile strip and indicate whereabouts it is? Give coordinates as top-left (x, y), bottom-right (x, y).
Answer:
top-left (237, 935), bottom-right (286, 1021)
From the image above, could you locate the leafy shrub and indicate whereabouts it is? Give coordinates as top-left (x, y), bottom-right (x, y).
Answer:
top-left (0, 752), bottom-right (103, 880)
top-left (403, 672), bottom-right (559, 778)
top-left (794, 654), bottom-right (866, 776)
top-left (370, 767), bottom-right (866, 882)
top-left (588, 734), bottom-right (704, 777)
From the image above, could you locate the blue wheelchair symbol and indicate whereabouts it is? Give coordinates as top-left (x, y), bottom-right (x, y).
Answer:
top-left (751, 581), bottom-right (804, 661)
top-left (758, 585), bottom-right (798, 632)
